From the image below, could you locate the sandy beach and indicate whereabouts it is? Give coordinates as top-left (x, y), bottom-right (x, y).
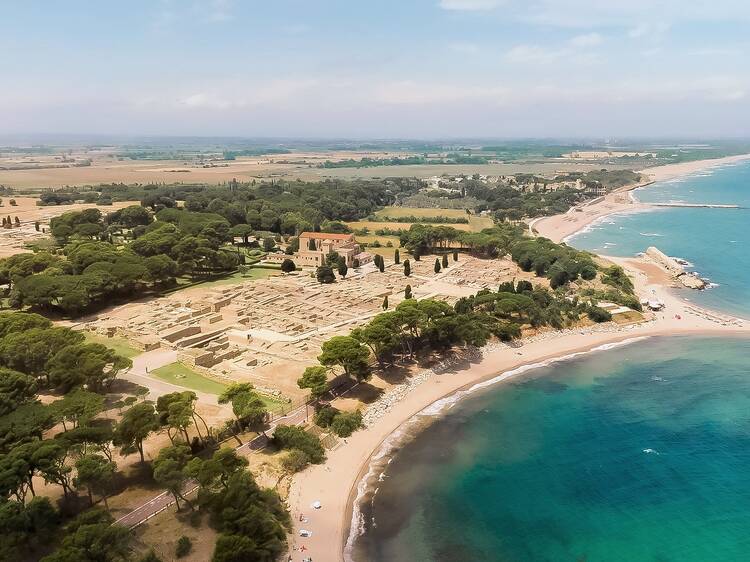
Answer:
top-left (286, 153), bottom-right (750, 562)
top-left (530, 153), bottom-right (750, 244)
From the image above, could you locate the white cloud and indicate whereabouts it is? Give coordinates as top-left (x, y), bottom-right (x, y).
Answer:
top-left (439, 0), bottom-right (502, 11)
top-left (715, 90), bottom-right (746, 101)
top-left (504, 44), bottom-right (565, 64)
top-left (627, 22), bottom-right (671, 39)
top-left (176, 79), bottom-right (320, 110)
top-left (569, 32), bottom-right (603, 47)
top-left (150, 0), bottom-right (234, 28)
top-left (180, 93), bottom-right (232, 109)
top-left (513, 1), bottom-right (750, 28)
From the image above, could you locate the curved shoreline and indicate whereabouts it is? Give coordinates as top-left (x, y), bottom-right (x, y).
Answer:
top-left (535, 153), bottom-right (750, 245)
top-left (290, 314), bottom-right (750, 561)
top-left (342, 334), bottom-right (653, 560)
top-left (287, 153), bottom-right (750, 562)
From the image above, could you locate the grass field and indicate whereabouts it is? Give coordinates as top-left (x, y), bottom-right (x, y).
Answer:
top-left (373, 206), bottom-right (470, 219)
top-left (151, 362), bottom-right (229, 394)
top-left (354, 234), bottom-right (401, 246)
top-left (170, 267), bottom-right (278, 293)
top-left (352, 234), bottom-right (402, 259)
top-left (190, 268), bottom-right (278, 289)
top-left (365, 246), bottom-right (401, 259)
top-left (150, 362), bottom-right (288, 412)
top-left (84, 332), bottom-right (141, 359)
top-left (612, 311), bottom-right (645, 324)
top-left (347, 215), bottom-right (493, 234)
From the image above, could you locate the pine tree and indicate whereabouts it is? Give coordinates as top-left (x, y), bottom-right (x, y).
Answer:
top-left (394, 249), bottom-right (400, 264)
top-left (442, 254), bottom-right (448, 268)
top-left (404, 284), bottom-right (412, 299)
top-left (453, 250), bottom-right (459, 262)
top-left (403, 260), bottom-right (411, 277)
top-left (382, 295), bottom-right (388, 310)
top-left (434, 259), bottom-right (441, 274)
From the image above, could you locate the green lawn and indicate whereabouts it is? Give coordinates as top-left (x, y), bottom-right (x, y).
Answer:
top-left (192, 268), bottom-right (278, 289)
top-left (151, 362), bottom-right (229, 395)
top-left (150, 361), bottom-right (288, 412)
top-left (171, 267), bottom-right (279, 292)
top-left (84, 332), bottom-right (141, 359)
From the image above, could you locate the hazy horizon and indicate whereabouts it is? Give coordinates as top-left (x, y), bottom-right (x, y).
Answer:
top-left (3, 0), bottom-right (750, 138)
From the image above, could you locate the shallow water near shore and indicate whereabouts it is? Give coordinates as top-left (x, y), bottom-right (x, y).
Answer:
top-left (354, 336), bottom-right (750, 562)
top-left (569, 160), bottom-right (750, 318)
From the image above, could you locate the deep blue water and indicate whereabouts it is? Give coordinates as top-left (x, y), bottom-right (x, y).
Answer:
top-left (355, 161), bottom-right (750, 561)
top-left (569, 160), bottom-right (750, 318)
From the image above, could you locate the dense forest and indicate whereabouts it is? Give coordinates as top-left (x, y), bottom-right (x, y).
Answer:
top-left (1, 206), bottom-right (236, 315)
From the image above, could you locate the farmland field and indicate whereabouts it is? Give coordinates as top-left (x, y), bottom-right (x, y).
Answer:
top-left (373, 206), bottom-right (470, 219)
top-left (347, 215), bottom-right (493, 234)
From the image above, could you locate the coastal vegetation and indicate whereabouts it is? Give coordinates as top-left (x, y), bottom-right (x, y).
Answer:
top-left (0, 309), bottom-right (292, 561)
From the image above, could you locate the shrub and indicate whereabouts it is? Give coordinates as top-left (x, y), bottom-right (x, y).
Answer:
top-left (316, 265), bottom-right (335, 284)
top-left (176, 536), bottom-right (192, 558)
top-left (272, 425), bottom-right (325, 464)
top-left (580, 264), bottom-right (597, 280)
top-left (331, 410), bottom-right (363, 438)
top-left (280, 258), bottom-right (296, 273)
top-left (601, 265), bottom-right (634, 293)
top-left (281, 449), bottom-right (310, 473)
top-left (587, 306), bottom-right (612, 323)
top-left (314, 406), bottom-right (340, 428)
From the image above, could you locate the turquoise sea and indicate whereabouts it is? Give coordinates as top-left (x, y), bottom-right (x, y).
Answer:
top-left (353, 161), bottom-right (750, 561)
top-left (570, 160), bottom-right (750, 318)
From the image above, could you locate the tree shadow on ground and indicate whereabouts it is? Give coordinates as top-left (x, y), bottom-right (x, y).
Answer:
top-left (376, 363), bottom-right (412, 385)
top-left (342, 382), bottom-right (384, 404)
top-left (108, 378), bottom-right (149, 398)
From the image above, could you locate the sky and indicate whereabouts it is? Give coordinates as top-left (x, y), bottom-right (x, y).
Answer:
top-left (2, 0), bottom-right (750, 139)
